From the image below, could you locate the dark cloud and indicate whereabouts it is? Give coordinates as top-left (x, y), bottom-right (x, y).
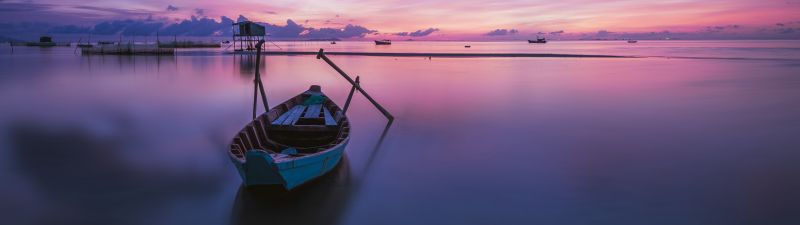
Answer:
top-left (194, 8), bottom-right (204, 16)
top-left (485, 29), bottom-right (518, 36)
top-left (550, 30), bottom-right (565, 35)
top-left (261, 19), bottom-right (375, 39)
top-left (73, 5), bottom-right (153, 17)
top-left (263, 19), bottom-right (305, 38)
top-left (777, 27), bottom-right (795, 34)
top-left (159, 16), bottom-right (232, 36)
top-left (395, 28), bottom-right (439, 37)
top-left (0, 13), bottom-right (375, 40)
top-left (304, 24), bottom-right (376, 39)
top-left (47, 24), bottom-right (92, 34)
top-left (596, 30), bottom-right (614, 36)
top-left (91, 20), bottom-right (163, 35)
top-left (776, 23), bottom-right (785, 27)
top-left (166, 5), bottom-right (178, 11)
top-left (704, 25), bottom-right (741, 33)
top-left (0, 2), bottom-right (53, 12)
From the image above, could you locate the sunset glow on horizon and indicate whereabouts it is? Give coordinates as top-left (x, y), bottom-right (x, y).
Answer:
top-left (1, 0), bottom-right (799, 40)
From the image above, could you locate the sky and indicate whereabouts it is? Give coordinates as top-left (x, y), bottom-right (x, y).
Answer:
top-left (1, 0), bottom-right (799, 40)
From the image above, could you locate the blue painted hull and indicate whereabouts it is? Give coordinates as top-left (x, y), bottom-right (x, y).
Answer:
top-left (231, 140), bottom-right (348, 190)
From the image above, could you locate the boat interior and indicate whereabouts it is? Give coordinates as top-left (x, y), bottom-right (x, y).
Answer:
top-left (229, 89), bottom-right (350, 159)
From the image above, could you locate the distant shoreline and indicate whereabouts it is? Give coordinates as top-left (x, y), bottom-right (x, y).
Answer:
top-left (234, 51), bottom-right (632, 58)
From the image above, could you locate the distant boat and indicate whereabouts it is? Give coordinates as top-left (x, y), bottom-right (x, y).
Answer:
top-left (464, 45), bottom-right (471, 48)
top-left (229, 85), bottom-right (350, 190)
top-left (374, 39), bottom-right (391, 45)
top-left (97, 41), bottom-right (116, 45)
top-left (528, 37), bottom-right (547, 44)
top-left (331, 41), bottom-right (337, 44)
top-left (222, 40), bottom-right (231, 44)
top-left (23, 36), bottom-right (68, 47)
top-left (627, 40), bottom-right (638, 43)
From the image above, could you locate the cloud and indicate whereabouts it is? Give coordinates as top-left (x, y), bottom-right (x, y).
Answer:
top-left (0, 2), bottom-right (50, 12)
top-left (159, 16), bottom-right (232, 36)
top-left (166, 5), bottom-right (178, 11)
top-left (703, 25), bottom-right (741, 33)
top-left (47, 24), bottom-right (93, 34)
top-left (550, 30), bottom-right (565, 35)
top-left (304, 24), bottom-right (376, 39)
top-left (261, 19), bottom-right (376, 39)
top-left (194, 8), bottom-right (205, 16)
top-left (485, 29), bottom-right (518, 36)
top-left (262, 19), bottom-right (305, 38)
top-left (394, 28), bottom-right (439, 37)
top-left (91, 20), bottom-right (164, 35)
top-left (596, 30), bottom-right (614, 36)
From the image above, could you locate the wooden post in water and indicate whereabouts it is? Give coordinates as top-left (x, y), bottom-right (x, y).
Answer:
top-left (316, 49), bottom-right (394, 122)
top-left (343, 76), bottom-right (360, 114)
top-left (252, 40), bottom-right (269, 120)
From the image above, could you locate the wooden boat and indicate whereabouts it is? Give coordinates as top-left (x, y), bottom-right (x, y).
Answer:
top-left (528, 37), bottom-right (547, 44)
top-left (229, 85), bottom-right (350, 190)
top-left (374, 39), bottom-right (391, 45)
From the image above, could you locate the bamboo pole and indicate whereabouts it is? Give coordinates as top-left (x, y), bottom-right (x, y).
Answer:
top-left (252, 40), bottom-right (269, 120)
top-left (316, 49), bottom-right (394, 121)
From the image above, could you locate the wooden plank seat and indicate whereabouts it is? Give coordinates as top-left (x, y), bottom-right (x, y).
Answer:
top-left (272, 105), bottom-right (307, 126)
top-left (270, 104), bottom-right (338, 129)
top-left (303, 104), bottom-right (323, 118)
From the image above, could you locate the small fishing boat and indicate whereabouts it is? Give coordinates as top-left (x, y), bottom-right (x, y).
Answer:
top-left (229, 41), bottom-right (352, 190)
top-left (374, 39), bottom-right (391, 45)
top-left (464, 45), bottom-right (471, 48)
top-left (331, 41), bottom-right (336, 44)
top-left (229, 86), bottom-right (350, 190)
top-left (627, 40), bottom-right (638, 43)
top-left (528, 37), bottom-right (547, 44)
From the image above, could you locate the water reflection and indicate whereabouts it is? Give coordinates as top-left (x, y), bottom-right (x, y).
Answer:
top-left (78, 54), bottom-right (178, 77)
top-left (230, 117), bottom-right (393, 225)
top-left (6, 120), bottom-right (226, 225)
top-left (2, 42), bottom-right (799, 225)
top-left (230, 156), bottom-right (352, 225)
top-left (234, 54), bottom-right (259, 76)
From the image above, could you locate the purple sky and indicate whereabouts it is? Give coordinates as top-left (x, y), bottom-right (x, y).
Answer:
top-left (1, 0), bottom-right (799, 40)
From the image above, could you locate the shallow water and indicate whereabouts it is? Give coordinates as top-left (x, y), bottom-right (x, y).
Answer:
top-left (1, 41), bottom-right (799, 225)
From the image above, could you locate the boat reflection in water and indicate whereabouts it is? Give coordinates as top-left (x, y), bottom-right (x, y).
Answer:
top-left (230, 155), bottom-right (353, 225)
top-left (230, 114), bottom-right (393, 225)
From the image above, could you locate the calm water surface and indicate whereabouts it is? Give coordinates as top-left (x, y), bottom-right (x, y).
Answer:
top-left (1, 41), bottom-right (799, 225)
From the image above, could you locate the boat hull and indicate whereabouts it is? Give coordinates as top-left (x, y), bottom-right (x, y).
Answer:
top-left (232, 140), bottom-right (348, 190)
